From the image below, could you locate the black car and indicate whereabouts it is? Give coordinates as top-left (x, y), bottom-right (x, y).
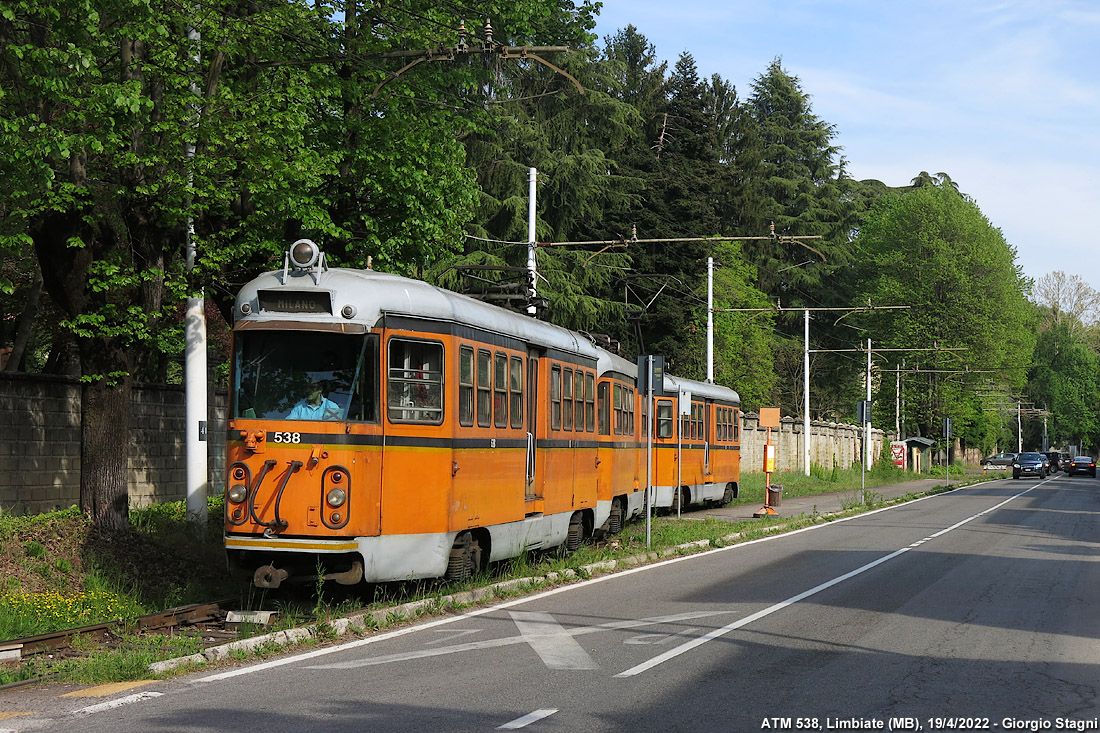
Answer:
top-left (1067, 456), bottom-right (1097, 477)
top-left (1012, 452), bottom-right (1047, 479)
top-left (1043, 451), bottom-right (1064, 472)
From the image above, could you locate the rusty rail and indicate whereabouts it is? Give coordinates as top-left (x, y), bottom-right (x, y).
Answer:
top-left (3, 600), bottom-right (229, 658)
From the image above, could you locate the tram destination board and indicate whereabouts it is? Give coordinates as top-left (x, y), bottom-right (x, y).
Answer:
top-left (257, 290), bottom-right (332, 314)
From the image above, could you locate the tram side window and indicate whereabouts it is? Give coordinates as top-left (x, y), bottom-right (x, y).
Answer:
top-left (574, 370), bottom-right (585, 432)
top-left (562, 368), bottom-right (574, 431)
top-left (459, 346), bottom-right (474, 427)
top-left (629, 387), bottom-right (638, 433)
top-left (494, 352), bottom-right (508, 428)
top-left (477, 349), bottom-right (491, 427)
top-left (613, 384), bottom-right (623, 435)
top-left (657, 400), bottom-right (674, 439)
top-left (585, 373), bottom-right (595, 432)
top-left (733, 408), bottom-right (741, 442)
top-left (693, 403), bottom-right (703, 439)
top-left (598, 382), bottom-right (610, 435)
top-left (387, 339), bottom-right (443, 424)
top-left (510, 356), bottom-right (524, 429)
top-left (640, 392), bottom-right (648, 438)
top-left (550, 365), bottom-right (562, 430)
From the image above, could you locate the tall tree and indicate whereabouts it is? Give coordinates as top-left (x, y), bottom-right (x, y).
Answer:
top-left (854, 179), bottom-right (1035, 445)
top-left (0, 0), bottom-right (346, 527)
top-left (744, 58), bottom-right (855, 300)
top-left (1032, 270), bottom-right (1100, 331)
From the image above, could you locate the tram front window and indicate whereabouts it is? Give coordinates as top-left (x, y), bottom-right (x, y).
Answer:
top-left (232, 331), bottom-right (379, 422)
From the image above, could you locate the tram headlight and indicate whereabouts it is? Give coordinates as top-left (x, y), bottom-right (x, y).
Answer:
top-left (326, 488), bottom-right (347, 508)
top-left (289, 239), bottom-right (320, 269)
top-left (228, 484), bottom-right (248, 504)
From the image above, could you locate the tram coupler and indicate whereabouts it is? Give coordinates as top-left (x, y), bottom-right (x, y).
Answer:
top-left (253, 564), bottom-right (290, 589)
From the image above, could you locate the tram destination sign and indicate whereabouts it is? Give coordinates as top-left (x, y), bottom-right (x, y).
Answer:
top-left (257, 290), bottom-right (333, 314)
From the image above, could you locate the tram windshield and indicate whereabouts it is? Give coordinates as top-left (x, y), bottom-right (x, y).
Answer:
top-left (232, 331), bottom-right (379, 422)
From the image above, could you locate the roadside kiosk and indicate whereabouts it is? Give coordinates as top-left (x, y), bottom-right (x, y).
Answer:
top-left (903, 436), bottom-right (935, 474)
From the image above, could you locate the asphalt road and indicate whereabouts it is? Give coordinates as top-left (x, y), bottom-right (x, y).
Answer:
top-left (7, 473), bottom-right (1100, 733)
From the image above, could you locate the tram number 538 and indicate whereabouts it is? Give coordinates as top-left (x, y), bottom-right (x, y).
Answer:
top-left (272, 432), bottom-right (302, 444)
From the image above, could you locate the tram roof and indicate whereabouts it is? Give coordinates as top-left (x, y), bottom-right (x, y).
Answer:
top-left (594, 347), bottom-right (740, 404)
top-left (664, 374), bottom-right (740, 405)
top-left (235, 266), bottom-right (600, 360)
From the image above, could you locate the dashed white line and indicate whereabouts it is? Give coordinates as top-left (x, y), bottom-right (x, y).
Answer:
top-left (498, 709), bottom-right (558, 729)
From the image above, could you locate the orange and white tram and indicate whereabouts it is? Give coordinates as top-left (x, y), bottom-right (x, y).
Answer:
top-left (224, 240), bottom-right (740, 588)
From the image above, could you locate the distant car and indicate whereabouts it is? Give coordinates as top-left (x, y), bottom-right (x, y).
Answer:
top-left (1067, 456), bottom-right (1096, 477)
top-left (1043, 452), bottom-right (1064, 472)
top-left (981, 452), bottom-right (1017, 471)
top-left (1013, 452), bottom-right (1047, 479)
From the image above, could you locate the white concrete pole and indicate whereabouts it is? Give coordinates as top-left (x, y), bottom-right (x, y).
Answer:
top-left (803, 308), bottom-right (810, 476)
top-left (185, 21), bottom-right (207, 524)
top-left (706, 257), bottom-right (714, 383)
top-left (527, 167), bottom-right (537, 316)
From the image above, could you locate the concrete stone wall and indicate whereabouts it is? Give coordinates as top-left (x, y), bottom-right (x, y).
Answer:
top-left (741, 412), bottom-right (890, 475)
top-left (0, 373), bottom-right (226, 516)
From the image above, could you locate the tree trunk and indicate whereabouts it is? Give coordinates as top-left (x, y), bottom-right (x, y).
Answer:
top-left (3, 270), bottom-right (43, 372)
top-left (79, 344), bottom-right (133, 530)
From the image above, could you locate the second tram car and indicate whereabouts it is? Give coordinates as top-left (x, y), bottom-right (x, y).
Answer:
top-left (224, 240), bottom-right (740, 588)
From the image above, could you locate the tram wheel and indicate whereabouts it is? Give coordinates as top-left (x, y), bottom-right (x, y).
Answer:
top-left (671, 486), bottom-right (686, 514)
top-left (445, 531), bottom-right (481, 583)
top-left (565, 512), bottom-right (584, 552)
top-left (608, 498), bottom-right (624, 535)
top-left (721, 483), bottom-right (736, 505)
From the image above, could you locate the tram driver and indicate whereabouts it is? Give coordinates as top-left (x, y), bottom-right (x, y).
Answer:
top-left (287, 382), bottom-right (341, 420)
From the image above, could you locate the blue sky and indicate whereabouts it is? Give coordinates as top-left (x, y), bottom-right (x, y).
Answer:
top-left (592, 0), bottom-right (1100, 292)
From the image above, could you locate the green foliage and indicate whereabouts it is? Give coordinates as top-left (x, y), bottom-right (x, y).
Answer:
top-left (854, 181), bottom-right (1034, 443)
top-left (1027, 321), bottom-right (1100, 449)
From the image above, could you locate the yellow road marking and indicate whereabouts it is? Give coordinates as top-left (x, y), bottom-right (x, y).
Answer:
top-left (0, 712), bottom-right (33, 720)
top-left (61, 680), bottom-right (156, 698)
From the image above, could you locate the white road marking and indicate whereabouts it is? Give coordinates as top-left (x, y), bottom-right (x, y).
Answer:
top-left (498, 709), bottom-right (558, 729)
top-left (425, 629), bottom-right (482, 646)
top-left (615, 482), bottom-right (1041, 677)
top-left (305, 610), bottom-right (724, 670)
top-left (509, 611), bottom-right (598, 670)
top-left (623, 628), bottom-right (701, 645)
top-left (72, 692), bottom-right (164, 716)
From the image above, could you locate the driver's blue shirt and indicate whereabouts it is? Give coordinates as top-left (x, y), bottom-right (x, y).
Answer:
top-left (286, 396), bottom-right (340, 420)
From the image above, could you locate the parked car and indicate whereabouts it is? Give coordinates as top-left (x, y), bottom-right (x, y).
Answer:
top-left (1067, 456), bottom-right (1097, 477)
top-left (981, 452), bottom-right (1017, 471)
top-left (1012, 452), bottom-right (1048, 479)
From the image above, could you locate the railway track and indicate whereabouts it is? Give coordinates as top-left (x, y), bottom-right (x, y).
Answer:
top-left (1, 600), bottom-right (235, 666)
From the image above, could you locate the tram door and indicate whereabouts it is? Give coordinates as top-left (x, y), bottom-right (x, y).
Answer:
top-left (525, 349), bottom-right (540, 500)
